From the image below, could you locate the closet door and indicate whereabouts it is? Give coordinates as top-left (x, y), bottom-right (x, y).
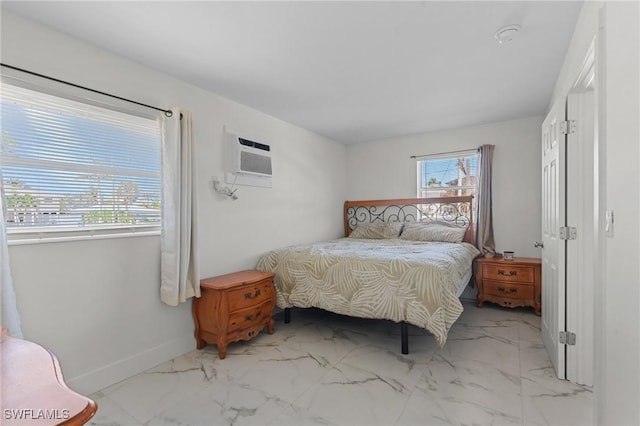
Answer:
top-left (541, 98), bottom-right (566, 379)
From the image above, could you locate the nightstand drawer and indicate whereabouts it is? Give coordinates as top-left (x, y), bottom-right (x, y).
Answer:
top-left (483, 280), bottom-right (534, 299)
top-left (227, 279), bottom-right (274, 312)
top-left (228, 301), bottom-right (274, 333)
top-left (483, 264), bottom-right (535, 283)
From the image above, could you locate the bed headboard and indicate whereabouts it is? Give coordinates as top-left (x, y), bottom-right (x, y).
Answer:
top-left (344, 196), bottom-right (475, 244)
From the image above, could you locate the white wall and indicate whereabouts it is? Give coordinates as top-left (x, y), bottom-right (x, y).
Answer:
top-left (1, 10), bottom-right (347, 394)
top-left (601, 3), bottom-right (639, 425)
top-left (346, 116), bottom-right (543, 262)
top-left (549, 2), bottom-right (602, 111)
top-left (549, 1), bottom-right (639, 424)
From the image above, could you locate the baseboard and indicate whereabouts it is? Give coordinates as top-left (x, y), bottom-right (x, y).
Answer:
top-left (66, 333), bottom-right (195, 395)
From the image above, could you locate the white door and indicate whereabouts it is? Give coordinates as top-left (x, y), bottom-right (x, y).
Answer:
top-left (541, 98), bottom-right (566, 379)
top-left (566, 90), bottom-right (595, 386)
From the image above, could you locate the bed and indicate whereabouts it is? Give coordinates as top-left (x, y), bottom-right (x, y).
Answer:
top-left (256, 196), bottom-right (480, 353)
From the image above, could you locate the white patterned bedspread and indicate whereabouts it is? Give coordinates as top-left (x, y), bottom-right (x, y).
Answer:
top-left (256, 238), bottom-right (480, 347)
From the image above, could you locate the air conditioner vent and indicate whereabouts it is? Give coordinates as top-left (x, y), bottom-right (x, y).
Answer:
top-left (240, 150), bottom-right (272, 175)
top-left (254, 142), bottom-right (270, 152)
top-left (238, 137), bottom-right (270, 152)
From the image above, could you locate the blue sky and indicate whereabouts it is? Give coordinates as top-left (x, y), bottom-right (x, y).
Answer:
top-left (419, 156), bottom-right (477, 187)
top-left (1, 100), bottom-right (160, 199)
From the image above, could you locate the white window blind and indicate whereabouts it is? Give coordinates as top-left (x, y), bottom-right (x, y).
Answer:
top-left (416, 150), bottom-right (478, 198)
top-left (1, 83), bottom-right (161, 234)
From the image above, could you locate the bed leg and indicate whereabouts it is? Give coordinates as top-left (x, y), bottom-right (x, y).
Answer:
top-left (401, 322), bottom-right (409, 354)
top-left (284, 308), bottom-right (291, 324)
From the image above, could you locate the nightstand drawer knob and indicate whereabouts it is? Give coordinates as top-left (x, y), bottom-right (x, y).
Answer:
top-left (244, 311), bottom-right (263, 322)
top-left (244, 289), bottom-right (262, 300)
top-left (498, 270), bottom-right (517, 277)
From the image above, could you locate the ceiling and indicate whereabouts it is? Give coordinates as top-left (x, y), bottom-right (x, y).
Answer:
top-left (2, 1), bottom-right (582, 144)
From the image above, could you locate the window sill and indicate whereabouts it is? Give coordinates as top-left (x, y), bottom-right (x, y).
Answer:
top-left (6, 225), bottom-right (161, 246)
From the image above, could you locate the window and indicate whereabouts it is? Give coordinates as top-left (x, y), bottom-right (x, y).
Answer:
top-left (416, 150), bottom-right (478, 199)
top-left (1, 83), bottom-right (161, 236)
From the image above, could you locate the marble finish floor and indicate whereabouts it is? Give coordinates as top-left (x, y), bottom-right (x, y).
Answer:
top-left (89, 302), bottom-right (592, 425)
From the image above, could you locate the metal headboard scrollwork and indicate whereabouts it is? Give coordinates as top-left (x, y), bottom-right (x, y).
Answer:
top-left (343, 196), bottom-right (475, 244)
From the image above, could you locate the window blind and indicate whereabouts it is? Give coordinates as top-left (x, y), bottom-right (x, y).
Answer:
top-left (1, 83), bottom-right (161, 231)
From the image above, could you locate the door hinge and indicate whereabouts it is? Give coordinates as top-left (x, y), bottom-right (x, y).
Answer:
top-left (559, 331), bottom-right (576, 345)
top-left (559, 226), bottom-right (577, 240)
top-left (560, 120), bottom-right (577, 135)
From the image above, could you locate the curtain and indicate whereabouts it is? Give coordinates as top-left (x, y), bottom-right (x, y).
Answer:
top-left (476, 144), bottom-right (496, 257)
top-left (1, 177), bottom-right (23, 337)
top-left (160, 109), bottom-right (200, 306)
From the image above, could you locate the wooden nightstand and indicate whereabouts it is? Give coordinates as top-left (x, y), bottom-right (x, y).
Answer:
top-left (475, 256), bottom-right (542, 316)
top-left (192, 270), bottom-right (276, 359)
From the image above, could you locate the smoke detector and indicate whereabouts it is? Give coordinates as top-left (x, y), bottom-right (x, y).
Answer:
top-left (494, 25), bottom-right (521, 44)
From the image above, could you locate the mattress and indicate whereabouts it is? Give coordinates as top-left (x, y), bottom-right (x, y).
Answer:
top-left (257, 237), bottom-right (480, 347)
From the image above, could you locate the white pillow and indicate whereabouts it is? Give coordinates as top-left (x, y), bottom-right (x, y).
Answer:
top-left (349, 222), bottom-right (403, 239)
top-left (399, 221), bottom-right (467, 243)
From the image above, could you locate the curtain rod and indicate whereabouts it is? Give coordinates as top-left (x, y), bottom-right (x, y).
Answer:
top-left (410, 148), bottom-right (478, 159)
top-left (1, 63), bottom-right (175, 118)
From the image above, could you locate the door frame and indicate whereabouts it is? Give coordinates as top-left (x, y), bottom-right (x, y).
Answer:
top-left (565, 39), bottom-right (596, 385)
top-left (593, 8), bottom-right (607, 423)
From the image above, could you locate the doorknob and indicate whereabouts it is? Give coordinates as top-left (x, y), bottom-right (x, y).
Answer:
top-left (534, 241), bottom-right (544, 248)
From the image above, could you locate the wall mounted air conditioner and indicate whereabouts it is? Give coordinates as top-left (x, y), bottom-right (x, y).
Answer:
top-left (224, 130), bottom-right (273, 188)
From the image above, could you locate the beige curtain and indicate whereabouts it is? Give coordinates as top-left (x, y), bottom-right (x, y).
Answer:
top-left (476, 144), bottom-right (495, 257)
top-left (160, 109), bottom-right (200, 306)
